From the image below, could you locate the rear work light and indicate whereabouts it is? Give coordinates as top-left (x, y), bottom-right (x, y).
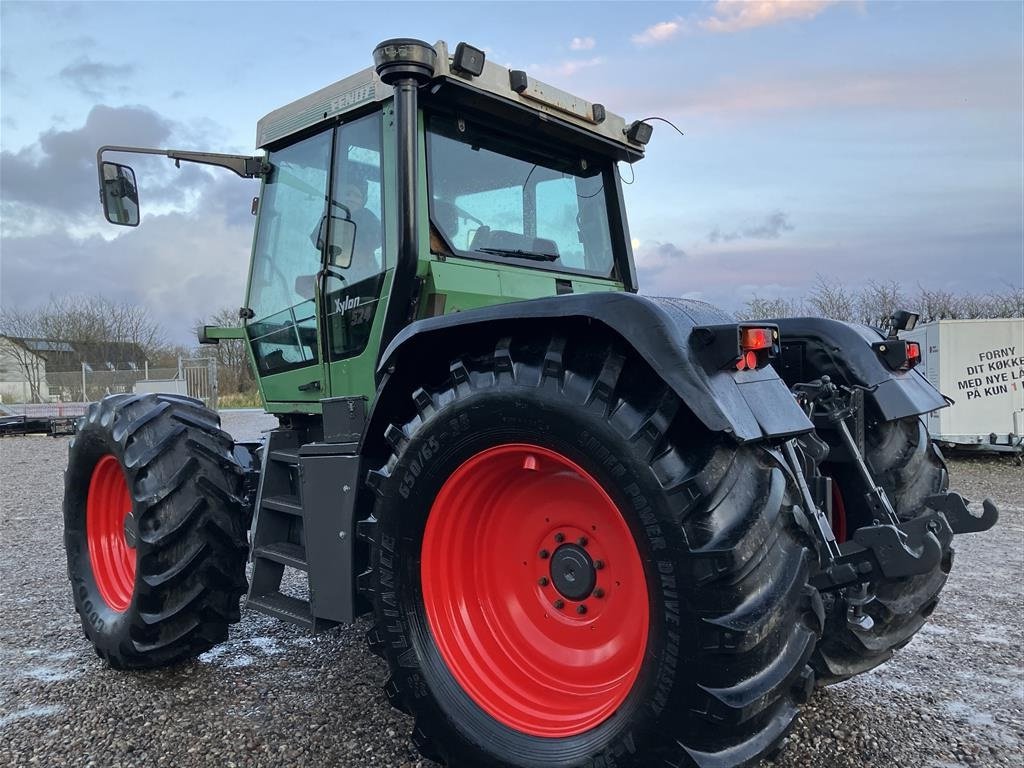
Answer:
top-left (692, 323), bottom-right (781, 373)
top-left (872, 339), bottom-right (922, 371)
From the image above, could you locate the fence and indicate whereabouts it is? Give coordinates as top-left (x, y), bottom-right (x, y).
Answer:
top-left (0, 357), bottom-right (218, 419)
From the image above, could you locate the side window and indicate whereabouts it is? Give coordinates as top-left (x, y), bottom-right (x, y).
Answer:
top-left (536, 177), bottom-right (583, 269)
top-left (325, 112), bottom-right (385, 361)
top-left (247, 131), bottom-right (331, 376)
top-left (535, 174), bottom-right (612, 272)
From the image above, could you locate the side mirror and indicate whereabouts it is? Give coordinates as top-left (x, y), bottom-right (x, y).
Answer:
top-left (326, 217), bottom-right (356, 269)
top-left (100, 161), bottom-right (140, 227)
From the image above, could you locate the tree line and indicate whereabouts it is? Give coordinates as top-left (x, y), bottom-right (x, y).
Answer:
top-left (738, 279), bottom-right (1023, 326)
top-left (0, 296), bottom-right (255, 399)
top-left (3, 285), bottom-right (1021, 404)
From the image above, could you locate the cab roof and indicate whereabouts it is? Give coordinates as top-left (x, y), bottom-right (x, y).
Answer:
top-left (255, 40), bottom-right (646, 162)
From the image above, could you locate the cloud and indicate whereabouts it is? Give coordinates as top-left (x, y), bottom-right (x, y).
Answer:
top-left (531, 57), bottom-right (604, 79)
top-left (631, 18), bottom-right (684, 46)
top-left (58, 35), bottom-right (96, 50)
top-left (59, 57), bottom-right (134, 98)
top-left (631, 2), bottom-right (839, 46)
top-left (0, 105), bottom-right (210, 226)
top-left (709, 211), bottom-right (794, 243)
top-left (0, 104), bottom-right (262, 343)
top-left (634, 240), bottom-right (687, 270)
top-left (600, 57), bottom-right (1022, 118)
top-left (699, 0), bottom-right (839, 33)
top-left (569, 36), bottom-right (596, 51)
top-left (0, 203), bottom-right (253, 346)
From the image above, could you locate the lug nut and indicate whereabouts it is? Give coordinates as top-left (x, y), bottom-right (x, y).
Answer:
top-left (593, 587), bottom-right (605, 598)
top-left (594, 560), bottom-right (605, 570)
top-left (554, 532), bottom-right (565, 543)
top-left (538, 577), bottom-right (549, 587)
top-left (539, 549), bottom-right (550, 559)
top-left (553, 599), bottom-right (565, 610)
top-left (576, 604), bottom-right (588, 615)
top-left (577, 536), bottom-right (588, 546)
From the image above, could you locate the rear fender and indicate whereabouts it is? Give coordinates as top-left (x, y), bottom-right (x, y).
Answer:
top-left (772, 318), bottom-right (946, 421)
top-left (370, 293), bottom-right (812, 447)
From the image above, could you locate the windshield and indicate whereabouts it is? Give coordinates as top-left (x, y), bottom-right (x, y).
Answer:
top-left (426, 115), bottom-right (617, 278)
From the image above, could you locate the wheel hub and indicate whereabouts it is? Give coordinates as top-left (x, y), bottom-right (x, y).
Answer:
top-left (550, 543), bottom-right (596, 601)
top-left (421, 443), bottom-right (649, 738)
top-left (86, 454), bottom-right (136, 612)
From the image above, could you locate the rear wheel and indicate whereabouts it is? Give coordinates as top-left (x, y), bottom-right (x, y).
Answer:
top-left (64, 393), bottom-right (248, 669)
top-left (813, 415), bottom-right (950, 684)
top-left (361, 334), bottom-right (823, 767)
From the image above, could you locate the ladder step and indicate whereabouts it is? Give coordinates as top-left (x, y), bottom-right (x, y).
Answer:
top-left (269, 449), bottom-right (300, 465)
top-left (262, 494), bottom-right (303, 516)
top-left (255, 542), bottom-right (308, 570)
top-left (246, 591), bottom-right (338, 633)
top-left (246, 592), bottom-right (315, 630)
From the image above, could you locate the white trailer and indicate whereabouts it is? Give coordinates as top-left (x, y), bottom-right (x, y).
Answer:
top-left (905, 318), bottom-right (1024, 454)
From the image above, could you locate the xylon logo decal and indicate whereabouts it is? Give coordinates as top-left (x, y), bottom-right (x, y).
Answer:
top-left (334, 295), bottom-right (363, 314)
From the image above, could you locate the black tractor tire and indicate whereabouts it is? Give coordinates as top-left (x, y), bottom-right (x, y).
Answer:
top-left (360, 334), bottom-right (824, 768)
top-left (64, 393), bottom-right (249, 669)
top-left (813, 415), bottom-right (950, 685)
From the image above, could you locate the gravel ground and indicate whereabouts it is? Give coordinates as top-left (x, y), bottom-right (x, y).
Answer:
top-left (0, 410), bottom-right (1021, 767)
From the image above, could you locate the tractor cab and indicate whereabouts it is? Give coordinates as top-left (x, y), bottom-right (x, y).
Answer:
top-left (98, 39), bottom-right (649, 414)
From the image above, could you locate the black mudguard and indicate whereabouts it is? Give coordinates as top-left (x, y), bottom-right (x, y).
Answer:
top-left (772, 318), bottom-right (947, 421)
top-left (375, 293), bottom-right (812, 443)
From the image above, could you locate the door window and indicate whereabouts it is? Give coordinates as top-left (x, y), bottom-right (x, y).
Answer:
top-left (247, 131), bottom-right (331, 376)
top-left (324, 112), bottom-right (385, 361)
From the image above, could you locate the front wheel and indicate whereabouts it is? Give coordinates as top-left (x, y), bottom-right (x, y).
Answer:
top-left (63, 394), bottom-right (249, 669)
top-left (361, 334), bottom-right (823, 767)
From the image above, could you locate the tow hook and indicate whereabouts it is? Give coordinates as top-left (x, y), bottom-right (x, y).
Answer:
top-left (811, 497), bottom-right (999, 593)
top-left (924, 492), bottom-right (999, 534)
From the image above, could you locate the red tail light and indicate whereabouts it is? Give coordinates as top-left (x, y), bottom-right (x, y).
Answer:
top-left (872, 339), bottom-right (922, 371)
top-left (741, 328), bottom-right (774, 351)
top-left (907, 341), bottom-right (921, 365)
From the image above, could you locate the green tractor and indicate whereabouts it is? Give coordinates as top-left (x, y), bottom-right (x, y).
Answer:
top-left (66, 39), bottom-right (997, 767)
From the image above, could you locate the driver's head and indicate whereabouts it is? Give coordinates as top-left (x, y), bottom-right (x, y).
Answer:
top-left (341, 180), bottom-right (367, 211)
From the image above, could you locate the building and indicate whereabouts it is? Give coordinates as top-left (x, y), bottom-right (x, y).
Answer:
top-left (0, 336), bottom-right (51, 403)
top-left (0, 337), bottom-right (148, 403)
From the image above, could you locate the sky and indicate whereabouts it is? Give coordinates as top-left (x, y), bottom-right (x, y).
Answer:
top-left (1, 0), bottom-right (1022, 345)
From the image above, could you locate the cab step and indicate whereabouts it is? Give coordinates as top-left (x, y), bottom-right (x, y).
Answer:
top-left (245, 591), bottom-right (336, 632)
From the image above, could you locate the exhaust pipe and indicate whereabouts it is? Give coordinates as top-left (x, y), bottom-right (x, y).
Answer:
top-left (373, 39), bottom-right (436, 363)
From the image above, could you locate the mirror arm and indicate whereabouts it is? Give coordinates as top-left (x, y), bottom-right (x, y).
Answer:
top-left (96, 145), bottom-right (269, 183)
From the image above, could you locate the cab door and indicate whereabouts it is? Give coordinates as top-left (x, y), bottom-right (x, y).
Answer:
top-left (321, 111), bottom-right (389, 401)
top-left (245, 130), bottom-right (333, 405)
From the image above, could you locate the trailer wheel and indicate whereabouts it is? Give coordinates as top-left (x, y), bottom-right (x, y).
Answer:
top-left (814, 415), bottom-right (950, 684)
top-left (361, 335), bottom-right (823, 767)
top-left (64, 393), bottom-right (248, 669)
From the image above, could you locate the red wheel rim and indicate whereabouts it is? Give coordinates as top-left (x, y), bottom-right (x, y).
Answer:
top-left (831, 480), bottom-right (848, 544)
top-left (421, 444), bottom-right (649, 738)
top-left (86, 455), bottom-right (136, 612)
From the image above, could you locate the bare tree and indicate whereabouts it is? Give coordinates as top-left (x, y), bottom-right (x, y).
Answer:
top-left (855, 280), bottom-right (905, 327)
top-left (805, 275), bottom-right (857, 321)
top-left (916, 286), bottom-right (963, 321)
top-left (194, 307), bottom-right (254, 395)
top-left (35, 295), bottom-right (166, 359)
top-left (738, 283), bottom-right (1021, 324)
top-left (738, 295), bottom-right (806, 321)
top-left (0, 308), bottom-right (47, 402)
top-left (1, 295), bottom-right (170, 402)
